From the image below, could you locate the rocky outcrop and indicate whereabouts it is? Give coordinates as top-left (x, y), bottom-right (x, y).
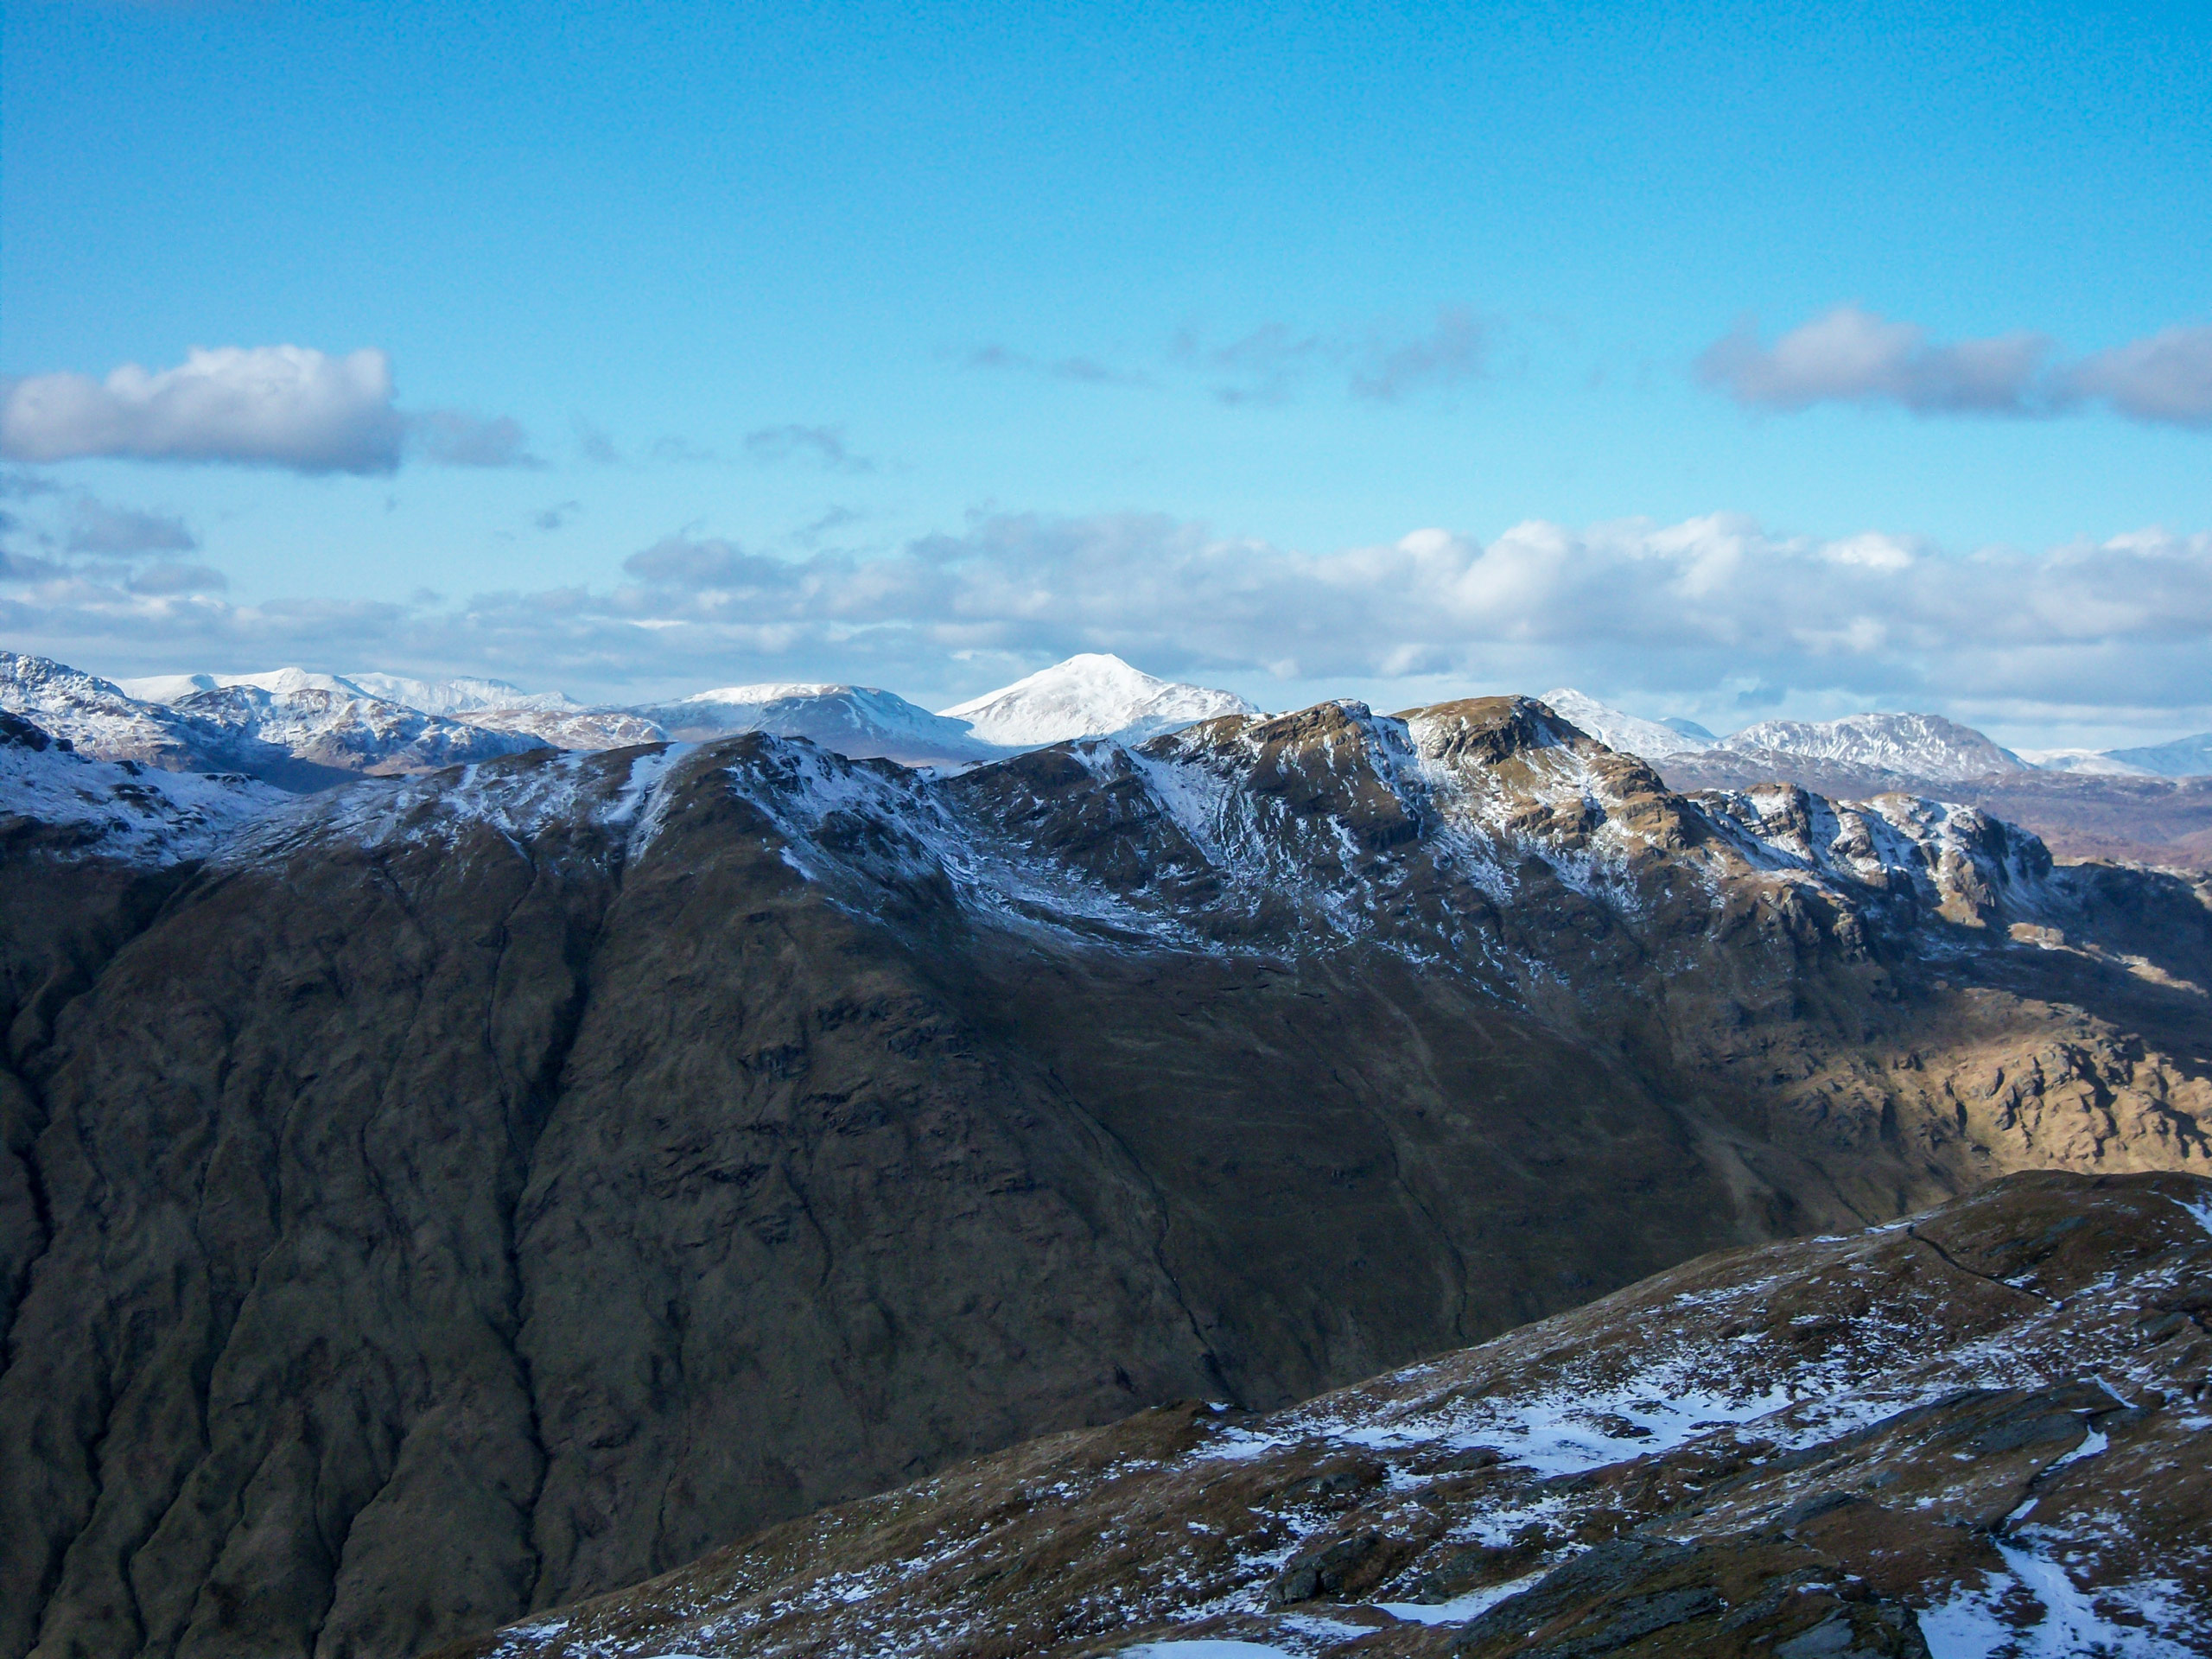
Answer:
top-left (0, 700), bottom-right (2207, 1658)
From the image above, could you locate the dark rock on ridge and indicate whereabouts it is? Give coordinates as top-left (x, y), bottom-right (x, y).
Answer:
top-left (0, 697), bottom-right (2206, 1657)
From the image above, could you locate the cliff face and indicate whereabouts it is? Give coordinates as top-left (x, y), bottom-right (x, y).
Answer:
top-left (0, 699), bottom-right (2207, 1658)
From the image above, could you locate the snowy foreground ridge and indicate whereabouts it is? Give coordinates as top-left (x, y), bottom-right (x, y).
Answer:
top-left (450, 1173), bottom-right (2212, 1658)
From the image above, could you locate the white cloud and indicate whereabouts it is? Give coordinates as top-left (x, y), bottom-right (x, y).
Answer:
top-left (1697, 305), bottom-right (2051, 414)
top-left (405, 410), bottom-right (540, 467)
top-left (1701, 306), bottom-right (2212, 430)
top-left (1175, 307), bottom-right (1491, 405)
top-left (2061, 325), bottom-right (2212, 428)
top-left (0, 346), bottom-right (544, 473)
top-left (0, 346), bottom-right (407, 472)
top-left (67, 501), bottom-right (198, 556)
top-left (5, 511), bottom-right (2209, 740)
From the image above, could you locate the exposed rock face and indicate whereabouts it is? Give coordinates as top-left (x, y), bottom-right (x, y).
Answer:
top-left (0, 697), bottom-right (2206, 1658)
top-left (429, 1171), bottom-right (2212, 1658)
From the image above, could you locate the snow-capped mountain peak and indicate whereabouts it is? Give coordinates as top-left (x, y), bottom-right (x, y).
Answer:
top-left (1539, 688), bottom-right (1712, 759)
top-left (941, 652), bottom-right (1258, 747)
top-left (1724, 711), bottom-right (2025, 783)
top-left (2101, 731), bottom-right (2212, 779)
top-left (631, 682), bottom-right (993, 767)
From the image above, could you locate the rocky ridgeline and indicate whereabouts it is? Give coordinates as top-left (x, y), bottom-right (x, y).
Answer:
top-left (432, 1171), bottom-right (2212, 1658)
top-left (0, 696), bottom-right (2206, 1657)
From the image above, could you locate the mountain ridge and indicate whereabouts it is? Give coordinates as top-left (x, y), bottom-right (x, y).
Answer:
top-left (430, 1169), bottom-right (2212, 1658)
top-left (0, 696), bottom-right (2206, 1656)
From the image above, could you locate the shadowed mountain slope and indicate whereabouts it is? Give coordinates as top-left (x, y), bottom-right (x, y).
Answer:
top-left (0, 697), bottom-right (2206, 1657)
top-left (432, 1169), bottom-right (2212, 1658)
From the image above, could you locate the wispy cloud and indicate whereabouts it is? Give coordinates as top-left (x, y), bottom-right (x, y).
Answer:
top-left (574, 419), bottom-right (622, 465)
top-left (1700, 304), bottom-right (2212, 428)
top-left (741, 424), bottom-right (874, 474)
top-left (67, 500), bottom-right (198, 556)
top-left (961, 345), bottom-right (1152, 386)
top-left (1175, 306), bottom-right (1490, 405)
top-left (405, 410), bottom-right (541, 467)
top-left (2061, 325), bottom-right (2212, 428)
top-left (124, 563), bottom-right (227, 595)
top-left (649, 434), bottom-right (720, 464)
top-left (532, 500), bottom-right (582, 532)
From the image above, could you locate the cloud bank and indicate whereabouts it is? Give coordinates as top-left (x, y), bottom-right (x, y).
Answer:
top-left (4, 510), bottom-right (2209, 736)
top-left (0, 346), bottom-right (543, 473)
top-left (1700, 305), bottom-right (2212, 428)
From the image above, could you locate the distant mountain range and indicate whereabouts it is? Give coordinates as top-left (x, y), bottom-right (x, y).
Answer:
top-left (5, 649), bottom-right (2210, 864)
top-left (8, 651), bottom-right (1257, 783)
top-left (1543, 685), bottom-right (2211, 783)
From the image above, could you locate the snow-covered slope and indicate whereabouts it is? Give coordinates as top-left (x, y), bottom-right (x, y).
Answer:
top-left (170, 683), bottom-right (547, 775)
top-left (1535, 693), bottom-right (2038, 785)
top-left (0, 709), bottom-right (289, 861)
top-left (0, 651), bottom-right (251, 772)
top-left (1722, 711), bottom-right (2026, 782)
top-left (631, 683), bottom-right (995, 767)
top-left (2106, 732), bottom-right (2212, 779)
top-left (942, 653), bottom-right (1258, 747)
top-left (85, 659), bottom-right (558, 777)
top-left (1539, 688), bottom-right (1711, 759)
top-left (2015, 747), bottom-right (2162, 778)
top-left (119, 667), bottom-right (372, 702)
top-left (345, 671), bottom-right (586, 715)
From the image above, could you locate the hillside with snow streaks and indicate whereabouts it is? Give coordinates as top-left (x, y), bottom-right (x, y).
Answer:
top-left (1724, 712), bottom-right (2027, 782)
top-left (344, 671), bottom-right (586, 715)
top-left (943, 652), bottom-right (1258, 747)
top-left (0, 651), bottom-right (250, 773)
top-left (442, 1172), bottom-right (2212, 1659)
top-left (0, 711), bottom-right (288, 861)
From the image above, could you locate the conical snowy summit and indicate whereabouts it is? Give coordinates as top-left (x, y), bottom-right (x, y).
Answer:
top-left (942, 652), bottom-right (1259, 747)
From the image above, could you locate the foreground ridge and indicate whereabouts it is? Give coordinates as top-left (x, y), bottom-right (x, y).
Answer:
top-left (436, 1172), bottom-right (2212, 1659)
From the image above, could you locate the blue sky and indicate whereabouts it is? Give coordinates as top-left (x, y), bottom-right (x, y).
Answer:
top-left (3, 0), bottom-right (2208, 744)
